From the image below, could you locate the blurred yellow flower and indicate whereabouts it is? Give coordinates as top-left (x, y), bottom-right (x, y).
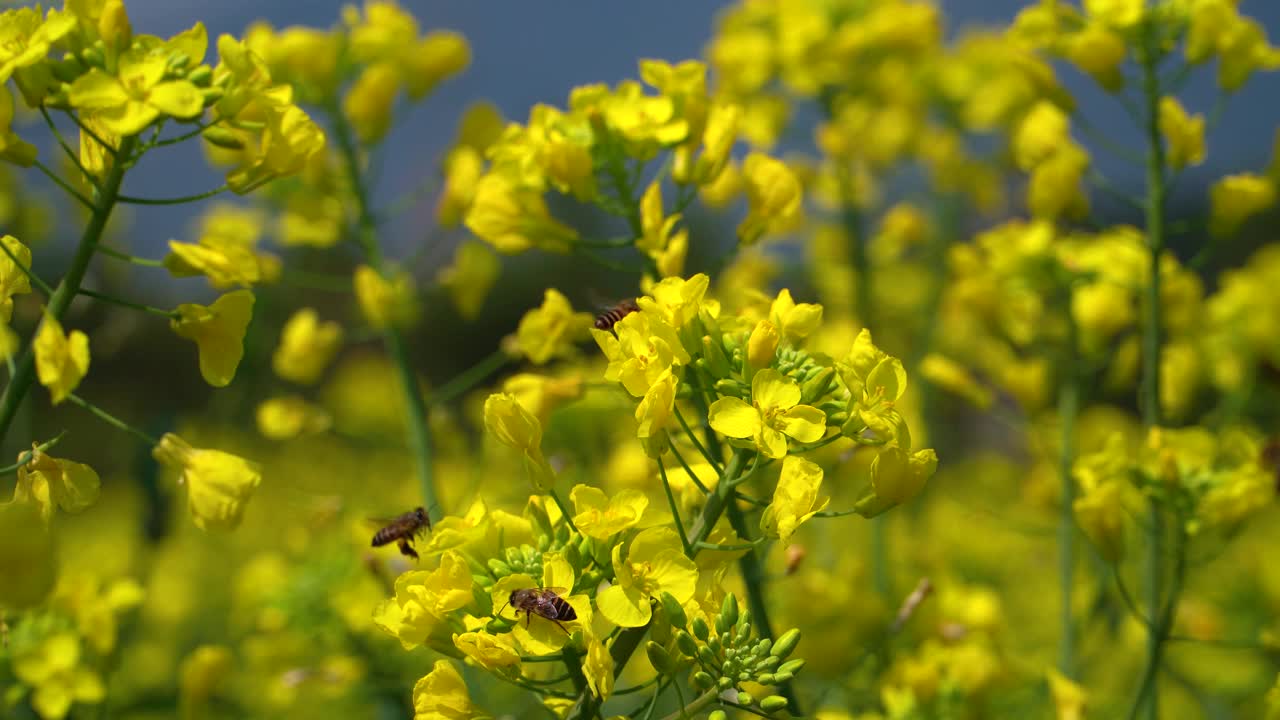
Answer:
top-left (11, 632), bottom-right (105, 720)
top-left (272, 308), bottom-right (343, 384)
top-left (769, 288), bottom-right (823, 341)
top-left (152, 433), bottom-right (262, 531)
top-left (583, 634), bottom-right (614, 700)
top-left (255, 396), bottom-right (332, 440)
top-left (857, 446), bottom-right (938, 518)
top-left (512, 288), bottom-right (592, 365)
top-left (483, 392), bottom-right (556, 490)
top-left (1158, 96), bottom-right (1206, 170)
top-left (344, 62), bottom-right (399, 144)
top-left (354, 264), bottom-right (419, 330)
top-left (0, 233), bottom-right (32, 321)
top-left (0, 500), bottom-right (55, 608)
top-left (710, 369), bottom-right (825, 459)
top-left (597, 527), bottom-right (697, 627)
top-left (761, 455), bottom-right (829, 540)
top-left (919, 354), bottom-right (993, 409)
top-left (373, 551), bottom-right (474, 649)
top-left (465, 173), bottom-right (579, 253)
top-left (412, 659), bottom-right (473, 720)
top-left (51, 575), bottom-right (143, 655)
top-left (34, 315), bottom-right (90, 405)
top-left (171, 290), bottom-right (255, 388)
top-left (437, 240), bottom-right (500, 320)
top-left (179, 645), bottom-right (234, 716)
top-left (1209, 173), bottom-right (1276, 237)
top-left (13, 446), bottom-right (100, 522)
top-left (738, 152), bottom-right (802, 245)
top-left (1047, 668), bottom-right (1087, 720)
top-left (1084, 0), bottom-right (1144, 28)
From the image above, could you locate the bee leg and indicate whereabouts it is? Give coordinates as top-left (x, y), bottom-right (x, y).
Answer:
top-left (554, 620), bottom-right (569, 635)
top-left (398, 539), bottom-right (420, 561)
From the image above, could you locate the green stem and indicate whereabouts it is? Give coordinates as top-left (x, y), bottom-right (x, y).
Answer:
top-left (1134, 23), bottom-right (1171, 720)
top-left (667, 442), bottom-right (711, 495)
top-left (65, 393), bottom-right (159, 446)
top-left (330, 104), bottom-right (438, 523)
top-left (77, 288), bottom-right (177, 319)
top-left (428, 349), bottom-right (511, 407)
top-left (96, 244), bottom-right (164, 267)
top-left (1057, 324), bottom-right (1081, 678)
top-left (548, 487), bottom-right (580, 534)
top-left (0, 430), bottom-right (65, 475)
top-left (0, 137), bottom-right (134, 450)
top-left (657, 457), bottom-right (693, 556)
top-left (567, 452), bottom-right (749, 720)
top-left (116, 184), bottom-right (229, 205)
top-left (657, 690), bottom-right (717, 720)
top-left (38, 106), bottom-right (99, 191)
top-left (1128, 514), bottom-right (1187, 720)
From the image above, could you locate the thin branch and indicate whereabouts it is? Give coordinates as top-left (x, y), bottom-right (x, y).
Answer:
top-left (117, 184), bottom-right (230, 205)
top-left (32, 159), bottom-right (93, 210)
top-left (0, 237), bottom-right (54, 296)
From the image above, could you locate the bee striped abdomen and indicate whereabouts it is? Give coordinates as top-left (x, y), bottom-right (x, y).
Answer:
top-left (594, 299), bottom-right (639, 331)
top-left (547, 596), bottom-right (576, 621)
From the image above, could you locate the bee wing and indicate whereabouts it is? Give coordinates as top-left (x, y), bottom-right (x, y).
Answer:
top-left (537, 586), bottom-right (570, 596)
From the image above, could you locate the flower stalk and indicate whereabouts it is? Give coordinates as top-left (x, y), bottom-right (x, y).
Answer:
top-left (0, 136), bottom-right (136, 450)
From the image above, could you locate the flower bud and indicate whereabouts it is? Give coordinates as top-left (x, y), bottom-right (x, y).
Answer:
top-left (645, 642), bottom-right (674, 675)
top-left (675, 630), bottom-right (698, 659)
top-left (697, 646), bottom-right (717, 666)
top-left (745, 320), bottom-right (780, 382)
top-left (487, 559), bottom-right (512, 576)
top-left (692, 671), bottom-right (715, 691)
top-left (718, 594), bottom-right (739, 633)
top-left (714, 378), bottom-right (748, 397)
top-left (486, 616), bottom-right (513, 633)
top-left (760, 696), bottom-right (789, 712)
top-left (201, 126), bottom-right (245, 150)
top-left (778, 658), bottom-right (806, 675)
top-left (51, 55), bottom-right (84, 84)
top-left (709, 711), bottom-right (727, 720)
top-left (770, 628), bottom-right (801, 660)
top-left (717, 676), bottom-right (734, 689)
top-left (800, 366), bottom-right (835, 405)
top-left (80, 46), bottom-right (105, 69)
top-left (757, 672), bottom-right (776, 685)
top-left (98, 1), bottom-right (132, 54)
top-left (702, 335), bottom-right (732, 378)
top-left (772, 670), bottom-right (794, 684)
top-left (188, 65), bottom-right (213, 86)
top-left (756, 638), bottom-right (772, 655)
top-left (737, 692), bottom-right (754, 706)
top-left (692, 617), bottom-right (710, 641)
top-left (660, 592), bottom-right (688, 628)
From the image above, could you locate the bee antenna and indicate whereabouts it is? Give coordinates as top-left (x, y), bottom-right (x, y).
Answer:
top-left (497, 600), bottom-right (511, 619)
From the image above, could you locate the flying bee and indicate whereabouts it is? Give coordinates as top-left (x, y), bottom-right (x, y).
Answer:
top-left (500, 587), bottom-right (577, 633)
top-left (594, 298), bottom-right (639, 333)
top-left (370, 506), bottom-right (432, 561)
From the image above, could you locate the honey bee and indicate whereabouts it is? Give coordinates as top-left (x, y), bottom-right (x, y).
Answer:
top-left (501, 587), bottom-right (577, 633)
top-left (370, 506), bottom-right (432, 561)
top-left (594, 298), bottom-right (639, 332)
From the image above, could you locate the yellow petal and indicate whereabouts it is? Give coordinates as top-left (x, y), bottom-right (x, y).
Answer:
top-left (148, 80), bottom-right (204, 119)
top-left (596, 583), bottom-right (651, 627)
top-left (775, 404), bottom-right (827, 444)
top-left (752, 368), bottom-right (800, 410)
top-left (708, 396), bottom-right (760, 439)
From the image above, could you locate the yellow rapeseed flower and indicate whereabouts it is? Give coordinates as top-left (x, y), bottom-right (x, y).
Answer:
top-left (68, 40), bottom-right (207, 136)
top-left (1158, 96), bottom-right (1206, 170)
top-left (0, 233), bottom-right (33, 322)
top-left (437, 240), bottom-right (500, 320)
top-left (11, 632), bottom-right (104, 720)
top-left (13, 446), bottom-right (100, 522)
top-left (1209, 173), bottom-right (1276, 237)
top-left (255, 396), bottom-right (332, 440)
top-left (571, 484), bottom-right (650, 539)
top-left (354, 264), bottom-right (419, 330)
top-left (171, 290), bottom-right (255, 388)
top-left (465, 173), bottom-right (579, 253)
top-left (760, 455), bottom-right (829, 540)
top-left (152, 433), bottom-right (262, 531)
top-left (738, 152), bottom-right (802, 245)
top-left (412, 660), bottom-right (473, 720)
top-left (769, 288), bottom-right (823, 341)
top-left (34, 315), bottom-right (90, 405)
top-left (483, 392), bottom-right (556, 491)
top-left (344, 62), bottom-right (399, 144)
top-left (373, 551), bottom-right (474, 649)
top-left (596, 527), bottom-right (698, 627)
top-left (709, 369), bottom-right (826, 459)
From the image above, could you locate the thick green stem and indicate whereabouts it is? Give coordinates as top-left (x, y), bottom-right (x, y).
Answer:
top-left (724, 502), bottom-right (801, 715)
top-left (657, 689), bottom-right (718, 720)
top-left (567, 452), bottom-right (748, 720)
top-left (1134, 23), bottom-right (1171, 720)
top-left (330, 105), bottom-right (438, 521)
top-left (0, 136), bottom-right (135, 449)
top-left (1057, 336), bottom-right (1080, 678)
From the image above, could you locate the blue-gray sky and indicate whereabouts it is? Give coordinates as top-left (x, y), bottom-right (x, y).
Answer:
top-left (48, 1), bottom-right (1280, 301)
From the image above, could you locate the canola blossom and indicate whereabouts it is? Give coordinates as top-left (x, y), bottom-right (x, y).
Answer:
top-left (0, 1), bottom-right (1279, 719)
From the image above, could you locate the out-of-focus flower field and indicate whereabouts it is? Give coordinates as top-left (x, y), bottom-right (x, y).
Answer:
top-left (2, 1), bottom-right (1280, 718)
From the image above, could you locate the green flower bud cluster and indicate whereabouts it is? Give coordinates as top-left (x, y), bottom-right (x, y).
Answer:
top-left (661, 593), bottom-right (804, 716)
top-left (43, 34), bottom-right (219, 113)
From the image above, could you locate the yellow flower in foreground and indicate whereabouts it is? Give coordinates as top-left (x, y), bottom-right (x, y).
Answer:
top-left (11, 632), bottom-right (104, 720)
top-left (152, 433), bottom-right (261, 531)
top-left (571, 485), bottom-right (650, 539)
top-left (483, 393), bottom-right (556, 490)
top-left (272, 308), bottom-right (343, 384)
top-left (0, 501), bottom-right (55, 608)
top-left (354, 265), bottom-right (419, 330)
top-left (13, 447), bottom-right (100, 522)
top-left (584, 634), bottom-right (614, 700)
top-left (171, 290), bottom-right (255, 388)
top-left (453, 614), bottom-right (522, 671)
top-left (68, 45), bottom-right (205, 136)
top-left (709, 369), bottom-right (826, 459)
top-left (597, 527), bottom-right (697, 627)
top-left (761, 456), bottom-right (829, 541)
top-left (513, 289), bottom-right (593, 365)
top-left (855, 446), bottom-right (938, 518)
top-left (490, 553), bottom-right (589, 656)
top-left (769, 288), bottom-right (823, 341)
top-left (34, 316), bottom-right (90, 405)
top-left (413, 660), bottom-right (474, 720)
top-left (374, 551), bottom-right (475, 649)
top-left (738, 152), bottom-right (802, 245)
